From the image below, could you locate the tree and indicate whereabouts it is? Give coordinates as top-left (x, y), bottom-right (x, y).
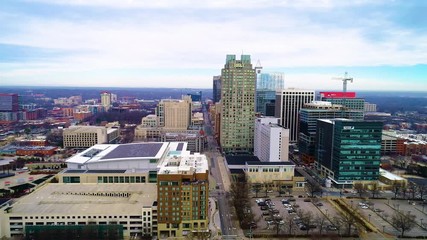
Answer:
top-left (305, 181), bottom-right (322, 198)
top-left (353, 182), bottom-right (367, 198)
top-left (391, 210), bottom-right (417, 237)
top-left (416, 184), bottom-right (427, 200)
top-left (253, 183), bottom-right (262, 198)
top-left (336, 205), bottom-right (358, 236)
top-left (297, 209), bottom-right (314, 235)
top-left (315, 214), bottom-right (328, 235)
top-left (369, 182), bottom-right (381, 199)
top-left (392, 181), bottom-right (402, 199)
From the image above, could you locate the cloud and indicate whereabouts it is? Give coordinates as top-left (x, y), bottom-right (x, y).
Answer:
top-left (0, 0), bottom-right (426, 90)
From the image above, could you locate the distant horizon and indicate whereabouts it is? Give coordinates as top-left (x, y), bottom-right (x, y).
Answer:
top-left (1, 85), bottom-right (427, 94)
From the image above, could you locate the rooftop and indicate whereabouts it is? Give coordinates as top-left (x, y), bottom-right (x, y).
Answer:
top-left (226, 155), bottom-right (260, 166)
top-left (8, 183), bottom-right (157, 215)
top-left (66, 142), bottom-right (169, 165)
top-left (246, 161), bottom-right (295, 166)
top-left (158, 153), bottom-right (208, 175)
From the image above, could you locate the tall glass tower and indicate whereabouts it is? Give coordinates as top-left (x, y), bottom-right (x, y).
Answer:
top-left (256, 71), bottom-right (284, 116)
top-left (220, 54), bottom-right (256, 153)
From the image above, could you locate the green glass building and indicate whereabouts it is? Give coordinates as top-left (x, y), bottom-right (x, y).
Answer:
top-left (315, 119), bottom-right (383, 187)
top-left (299, 101), bottom-right (364, 165)
top-left (220, 54), bottom-right (256, 153)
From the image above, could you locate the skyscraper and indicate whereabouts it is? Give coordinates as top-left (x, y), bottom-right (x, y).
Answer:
top-left (316, 119), bottom-right (383, 187)
top-left (320, 91), bottom-right (365, 119)
top-left (255, 65), bottom-right (284, 116)
top-left (212, 76), bottom-right (221, 103)
top-left (275, 89), bottom-right (315, 143)
top-left (0, 93), bottom-right (19, 112)
top-left (100, 91), bottom-right (111, 111)
top-left (220, 54), bottom-right (256, 153)
top-left (156, 96), bottom-right (192, 130)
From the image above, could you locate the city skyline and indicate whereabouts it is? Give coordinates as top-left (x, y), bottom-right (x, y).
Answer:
top-left (1, 0), bottom-right (427, 91)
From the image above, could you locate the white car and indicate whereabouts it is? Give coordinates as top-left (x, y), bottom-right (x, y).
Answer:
top-left (360, 205), bottom-right (368, 209)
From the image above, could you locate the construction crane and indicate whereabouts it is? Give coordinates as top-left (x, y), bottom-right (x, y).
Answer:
top-left (332, 72), bottom-right (353, 92)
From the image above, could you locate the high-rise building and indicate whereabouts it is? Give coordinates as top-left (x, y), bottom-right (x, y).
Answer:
top-left (100, 91), bottom-right (112, 111)
top-left (157, 153), bottom-right (209, 238)
top-left (0, 93), bottom-right (19, 112)
top-left (254, 117), bottom-right (289, 162)
top-left (320, 91), bottom-right (365, 119)
top-left (299, 101), bottom-right (364, 165)
top-left (315, 119), bottom-right (383, 187)
top-left (220, 54), bottom-right (256, 153)
top-left (255, 68), bottom-right (284, 116)
top-left (212, 76), bottom-right (221, 103)
top-left (156, 96), bottom-right (192, 130)
top-left (275, 89), bottom-right (315, 143)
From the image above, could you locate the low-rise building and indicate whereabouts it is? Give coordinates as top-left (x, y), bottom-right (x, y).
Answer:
top-left (63, 126), bottom-right (119, 148)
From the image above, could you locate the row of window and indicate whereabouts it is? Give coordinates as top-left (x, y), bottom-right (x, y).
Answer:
top-left (97, 176), bottom-right (146, 183)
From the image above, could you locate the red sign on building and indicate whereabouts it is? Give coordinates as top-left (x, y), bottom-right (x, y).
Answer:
top-left (320, 92), bottom-right (356, 99)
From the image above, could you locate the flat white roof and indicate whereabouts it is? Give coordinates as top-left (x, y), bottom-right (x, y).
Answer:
top-left (66, 142), bottom-right (169, 165)
top-left (158, 153), bottom-right (208, 175)
top-left (8, 183), bottom-right (157, 215)
top-left (379, 168), bottom-right (405, 181)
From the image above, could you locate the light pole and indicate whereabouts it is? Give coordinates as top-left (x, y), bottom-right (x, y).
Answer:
top-left (325, 209), bottom-right (328, 217)
top-left (421, 218), bottom-right (424, 228)
top-left (382, 225), bottom-right (385, 233)
top-left (249, 225), bottom-right (253, 240)
top-left (351, 200), bottom-right (353, 208)
top-left (368, 214), bottom-right (371, 222)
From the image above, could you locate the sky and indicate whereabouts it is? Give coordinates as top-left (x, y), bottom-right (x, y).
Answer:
top-left (0, 0), bottom-right (427, 91)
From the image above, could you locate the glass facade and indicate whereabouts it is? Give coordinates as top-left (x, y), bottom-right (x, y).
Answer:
top-left (316, 119), bottom-right (383, 184)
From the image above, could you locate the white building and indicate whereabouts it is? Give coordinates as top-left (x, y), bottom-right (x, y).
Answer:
top-left (254, 117), bottom-right (289, 162)
top-left (63, 126), bottom-right (119, 148)
top-left (275, 88), bottom-right (315, 143)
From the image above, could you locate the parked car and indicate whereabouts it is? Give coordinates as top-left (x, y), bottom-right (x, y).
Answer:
top-left (327, 225), bottom-right (338, 231)
top-left (304, 198), bottom-right (311, 202)
top-left (262, 211), bottom-right (270, 216)
top-left (261, 206), bottom-right (268, 210)
top-left (316, 202), bottom-right (323, 206)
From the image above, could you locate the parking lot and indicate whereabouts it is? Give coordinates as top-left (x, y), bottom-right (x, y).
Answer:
top-left (250, 193), bottom-right (341, 236)
top-left (344, 198), bottom-right (427, 237)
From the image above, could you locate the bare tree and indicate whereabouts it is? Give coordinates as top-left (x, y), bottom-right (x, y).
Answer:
top-left (353, 182), bottom-right (367, 198)
top-left (253, 183), bottom-right (262, 198)
top-left (392, 181), bottom-right (402, 199)
top-left (407, 182), bottom-right (417, 200)
top-left (416, 184), bottom-right (427, 200)
top-left (284, 216), bottom-right (297, 235)
top-left (297, 209), bottom-right (314, 235)
top-left (369, 182), bottom-right (381, 199)
top-left (305, 181), bottom-right (322, 198)
top-left (315, 214), bottom-right (328, 234)
top-left (336, 205), bottom-right (358, 236)
top-left (391, 210), bottom-right (417, 238)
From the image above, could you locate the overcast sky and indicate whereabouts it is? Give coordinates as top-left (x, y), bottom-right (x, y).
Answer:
top-left (1, 0), bottom-right (426, 91)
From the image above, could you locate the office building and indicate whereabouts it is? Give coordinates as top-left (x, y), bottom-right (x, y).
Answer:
top-left (157, 152), bottom-right (209, 238)
top-left (0, 93), bottom-right (19, 112)
top-left (256, 71), bottom-right (284, 116)
top-left (275, 89), bottom-right (315, 143)
top-left (220, 54), bottom-right (256, 153)
top-left (299, 101), bottom-right (364, 165)
top-left (364, 102), bottom-right (377, 112)
top-left (212, 76), bottom-right (221, 103)
top-left (63, 126), bottom-right (119, 148)
top-left (100, 91), bottom-right (112, 111)
top-left (156, 96), bottom-right (192, 130)
top-left (320, 91), bottom-right (365, 119)
top-left (315, 119), bottom-right (383, 187)
top-left (254, 117), bottom-right (289, 162)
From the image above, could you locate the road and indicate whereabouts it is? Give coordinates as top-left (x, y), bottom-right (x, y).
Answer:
top-left (203, 105), bottom-right (237, 239)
